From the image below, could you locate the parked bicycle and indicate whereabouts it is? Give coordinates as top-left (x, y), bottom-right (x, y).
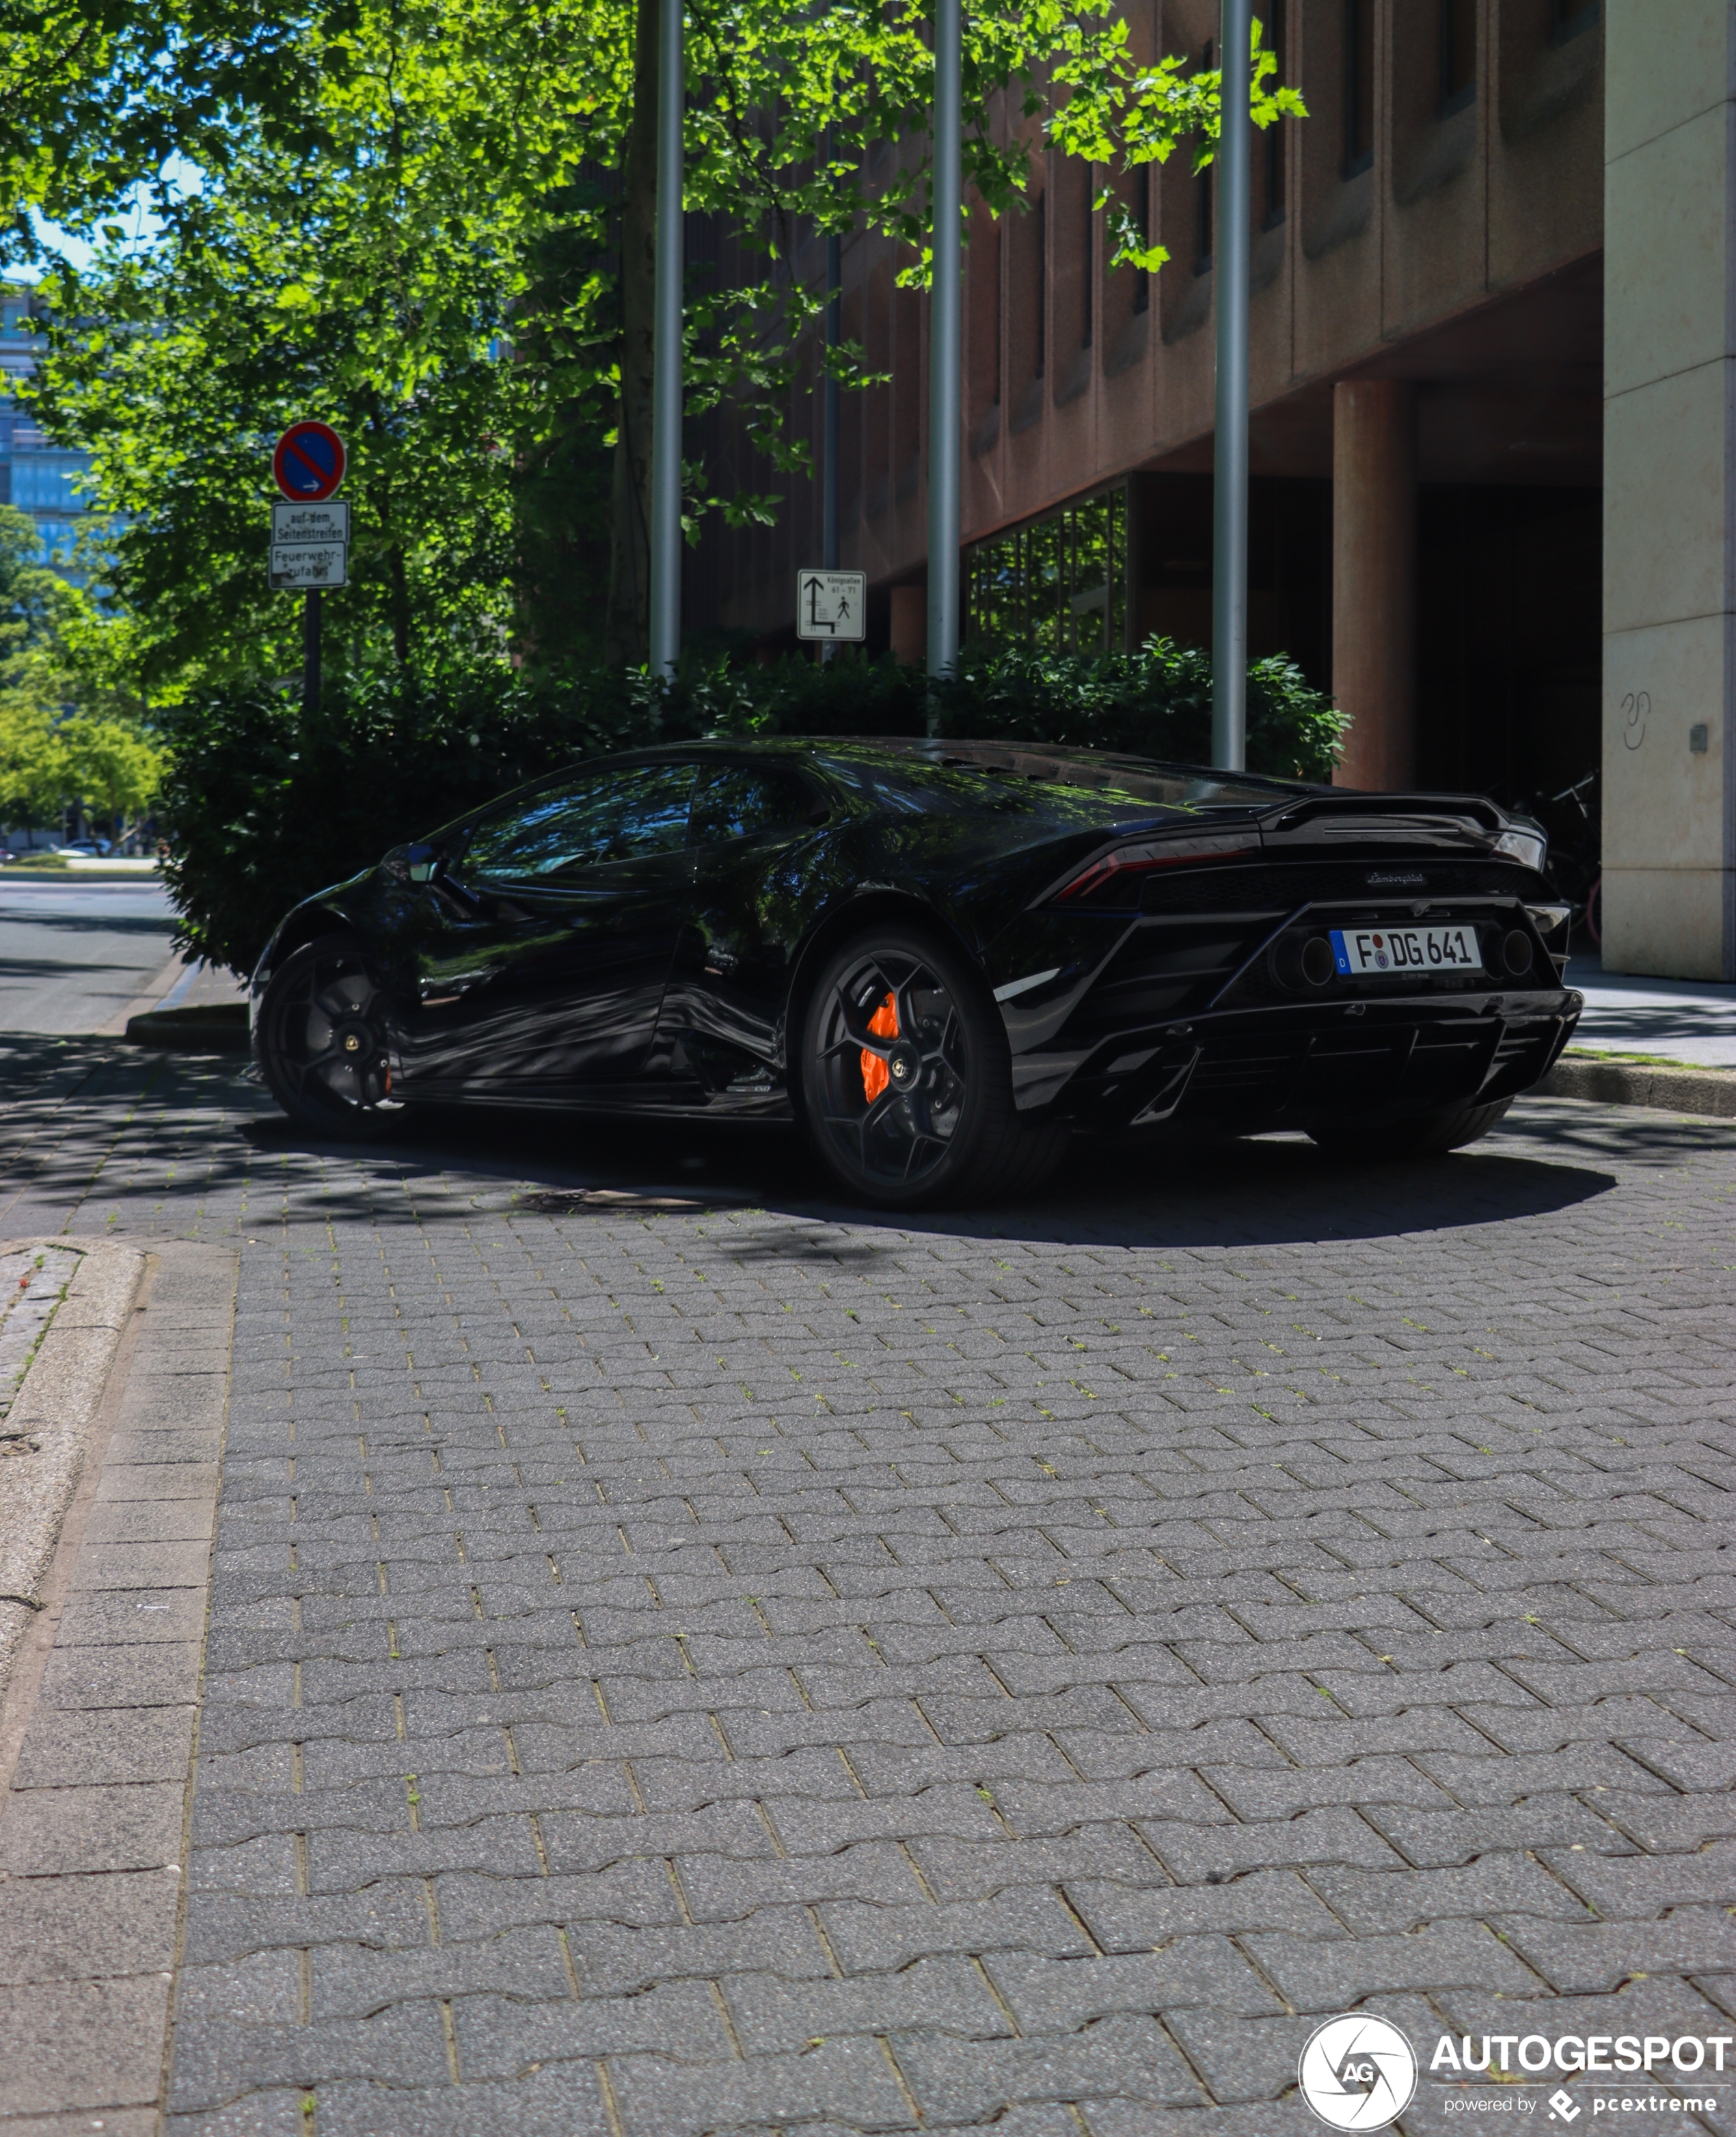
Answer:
top-left (1521, 770), bottom-right (1601, 949)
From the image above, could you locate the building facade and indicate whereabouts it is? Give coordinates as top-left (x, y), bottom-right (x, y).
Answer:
top-left (695, 0), bottom-right (1736, 981)
top-left (1, 280), bottom-right (95, 584)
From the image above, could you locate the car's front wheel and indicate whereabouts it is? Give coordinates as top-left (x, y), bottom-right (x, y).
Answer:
top-left (257, 933), bottom-right (406, 1139)
top-left (798, 924), bottom-right (1067, 1208)
top-left (1307, 1096), bottom-right (1511, 1160)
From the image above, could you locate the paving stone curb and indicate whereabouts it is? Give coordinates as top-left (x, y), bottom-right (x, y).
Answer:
top-left (0, 1241), bottom-right (146, 1705)
top-left (1537, 1054), bottom-right (1736, 1119)
top-left (0, 1242), bottom-right (238, 2132)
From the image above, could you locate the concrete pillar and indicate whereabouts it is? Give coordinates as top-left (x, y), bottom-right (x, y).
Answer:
top-left (890, 584), bottom-right (925, 666)
top-left (1331, 379), bottom-right (1418, 791)
top-left (1602, 1), bottom-right (1736, 979)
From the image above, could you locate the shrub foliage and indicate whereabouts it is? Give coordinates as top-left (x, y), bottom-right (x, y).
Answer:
top-left (161, 639), bottom-right (1346, 972)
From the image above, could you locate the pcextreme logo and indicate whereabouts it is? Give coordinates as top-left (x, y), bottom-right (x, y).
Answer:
top-left (1298, 2019), bottom-right (1734, 2131)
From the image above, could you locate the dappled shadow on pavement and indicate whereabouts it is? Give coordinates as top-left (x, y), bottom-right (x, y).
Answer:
top-left (0, 1032), bottom-right (1690, 1256)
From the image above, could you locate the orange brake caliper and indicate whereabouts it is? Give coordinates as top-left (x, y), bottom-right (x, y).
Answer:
top-left (860, 992), bottom-right (898, 1103)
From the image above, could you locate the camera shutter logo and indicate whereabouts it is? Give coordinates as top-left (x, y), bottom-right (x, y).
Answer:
top-left (1298, 2015), bottom-right (1418, 2130)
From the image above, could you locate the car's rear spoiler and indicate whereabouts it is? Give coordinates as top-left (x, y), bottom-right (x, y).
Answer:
top-left (1260, 792), bottom-right (1508, 842)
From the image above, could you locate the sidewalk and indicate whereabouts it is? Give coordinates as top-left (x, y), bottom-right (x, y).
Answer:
top-left (0, 1039), bottom-right (1731, 2135)
top-left (1567, 953), bottom-right (1736, 1068)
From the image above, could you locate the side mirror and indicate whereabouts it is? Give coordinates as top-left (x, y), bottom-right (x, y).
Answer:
top-left (405, 841), bottom-right (441, 884)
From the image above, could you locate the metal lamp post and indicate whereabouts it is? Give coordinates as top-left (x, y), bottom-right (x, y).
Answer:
top-left (649, 0), bottom-right (686, 681)
top-left (822, 228), bottom-right (842, 661)
top-left (926, 0), bottom-right (963, 718)
top-left (1211, 0), bottom-right (1251, 772)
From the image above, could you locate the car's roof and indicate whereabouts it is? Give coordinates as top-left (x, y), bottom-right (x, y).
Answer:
top-left (620, 733), bottom-right (1316, 798)
top-left (428, 732), bottom-right (1318, 847)
top-left (794, 735), bottom-right (1312, 795)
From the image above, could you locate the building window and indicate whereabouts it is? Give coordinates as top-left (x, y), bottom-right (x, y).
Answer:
top-left (1440, 0), bottom-right (1475, 113)
top-left (1132, 165), bottom-right (1151, 314)
top-left (1195, 41), bottom-right (1215, 275)
top-left (991, 219), bottom-right (1003, 404)
top-left (1262, 0), bottom-right (1286, 227)
top-left (966, 487), bottom-right (1126, 655)
top-left (1034, 191), bottom-right (1046, 379)
top-left (1081, 165), bottom-right (1094, 348)
top-left (1343, 0), bottom-right (1374, 177)
top-left (1549, 0), bottom-right (1599, 44)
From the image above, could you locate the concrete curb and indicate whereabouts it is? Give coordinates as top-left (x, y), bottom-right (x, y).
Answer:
top-left (0, 1242), bottom-right (146, 1704)
top-left (1538, 1054), bottom-right (1736, 1119)
top-left (122, 1003), bottom-right (249, 1052)
top-left (95, 947), bottom-right (189, 1040)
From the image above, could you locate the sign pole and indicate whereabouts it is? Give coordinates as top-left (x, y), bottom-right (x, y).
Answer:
top-left (648, 0), bottom-right (686, 688)
top-left (303, 588), bottom-right (322, 718)
top-left (925, 0), bottom-right (963, 726)
top-left (822, 226), bottom-right (842, 665)
top-left (1212, 0), bottom-right (1252, 773)
top-left (270, 425), bottom-right (348, 699)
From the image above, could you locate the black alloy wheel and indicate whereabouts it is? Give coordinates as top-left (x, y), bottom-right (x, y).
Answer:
top-left (800, 925), bottom-right (1066, 1208)
top-left (258, 934), bottom-right (404, 1139)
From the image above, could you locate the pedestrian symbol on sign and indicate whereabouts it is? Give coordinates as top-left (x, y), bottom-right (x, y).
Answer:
top-left (796, 570), bottom-right (867, 642)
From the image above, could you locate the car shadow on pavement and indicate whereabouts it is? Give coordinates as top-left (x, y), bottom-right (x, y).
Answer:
top-left (8, 1035), bottom-right (1712, 1251)
top-left (243, 1092), bottom-right (1626, 1251)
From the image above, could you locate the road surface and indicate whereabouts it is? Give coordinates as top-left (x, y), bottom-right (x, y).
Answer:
top-left (0, 877), bottom-right (179, 1034)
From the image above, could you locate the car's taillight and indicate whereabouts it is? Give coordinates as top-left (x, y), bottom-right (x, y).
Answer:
top-left (1057, 834), bottom-right (1260, 902)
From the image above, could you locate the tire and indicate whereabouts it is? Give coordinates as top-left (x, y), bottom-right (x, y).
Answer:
top-left (257, 933), bottom-right (407, 1140)
top-left (1307, 1096), bottom-right (1512, 1161)
top-left (798, 923), bottom-right (1069, 1208)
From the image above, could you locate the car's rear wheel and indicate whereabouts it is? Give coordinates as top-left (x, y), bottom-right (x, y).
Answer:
top-left (1307, 1096), bottom-right (1512, 1160)
top-left (257, 933), bottom-right (406, 1139)
top-left (799, 925), bottom-right (1068, 1208)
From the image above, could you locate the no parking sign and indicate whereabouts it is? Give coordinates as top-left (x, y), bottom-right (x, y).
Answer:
top-left (272, 420), bottom-right (347, 502)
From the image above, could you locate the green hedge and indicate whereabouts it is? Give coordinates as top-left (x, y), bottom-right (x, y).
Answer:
top-left (160, 640), bottom-right (1346, 973)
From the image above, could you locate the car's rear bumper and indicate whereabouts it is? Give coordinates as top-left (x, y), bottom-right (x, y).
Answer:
top-left (1016, 988), bottom-right (1582, 1131)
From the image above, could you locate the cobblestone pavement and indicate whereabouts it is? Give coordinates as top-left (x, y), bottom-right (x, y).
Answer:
top-left (3, 1037), bottom-right (1735, 2136)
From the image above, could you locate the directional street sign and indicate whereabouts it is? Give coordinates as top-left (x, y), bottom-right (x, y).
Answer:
top-left (272, 421), bottom-right (347, 502)
top-left (796, 569), bottom-right (867, 641)
top-left (270, 543), bottom-right (349, 590)
top-left (272, 500), bottom-right (349, 545)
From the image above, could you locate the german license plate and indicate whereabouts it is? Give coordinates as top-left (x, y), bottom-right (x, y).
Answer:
top-left (1329, 923), bottom-right (1482, 977)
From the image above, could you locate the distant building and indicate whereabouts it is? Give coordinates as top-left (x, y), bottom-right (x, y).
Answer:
top-left (1, 280), bottom-right (96, 586)
top-left (694, 1), bottom-right (1736, 984)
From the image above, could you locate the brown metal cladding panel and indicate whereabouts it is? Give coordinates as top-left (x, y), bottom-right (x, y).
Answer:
top-left (964, 193), bottom-right (1007, 540)
top-left (1291, 0), bottom-right (1385, 387)
top-left (1381, 1), bottom-right (1492, 344)
top-left (1000, 151), bottom-right (1053, 535)
top-left (1489, 0), bottom-right (1603, 290)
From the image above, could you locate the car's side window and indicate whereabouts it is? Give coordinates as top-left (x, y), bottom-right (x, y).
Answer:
top-left (467, 762), bottom-right (697, 882)
top-left (689, 763), bottom-right (819, 847)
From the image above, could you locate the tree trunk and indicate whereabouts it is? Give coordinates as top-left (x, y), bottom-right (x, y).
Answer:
top-left (606, 0), bottom-right (660, 669)
top-left (389, 544), bottom-right (411, 666)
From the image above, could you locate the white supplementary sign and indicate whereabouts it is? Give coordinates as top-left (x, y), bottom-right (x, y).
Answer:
top-left (796, 569), bottom-right (867, 641)
top-left (273, 500), bottom-right (349, 545)
top-left (269, 542), bottom-right (349, 589)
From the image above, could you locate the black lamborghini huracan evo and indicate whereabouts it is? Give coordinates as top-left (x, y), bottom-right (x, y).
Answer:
top-left (249, 736), bottom-right (1583, 1207)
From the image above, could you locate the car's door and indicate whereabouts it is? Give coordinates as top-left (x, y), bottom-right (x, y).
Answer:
top-left (657, 757), bottom-right (830, 1103)
top-left (403, 757), bottom-right (699, 1100)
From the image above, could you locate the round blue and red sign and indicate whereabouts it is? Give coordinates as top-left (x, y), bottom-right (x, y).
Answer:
top-left (272, 421), bottom-right (347, 502)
